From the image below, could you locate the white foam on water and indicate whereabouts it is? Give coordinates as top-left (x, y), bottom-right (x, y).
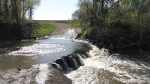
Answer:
top-left (64, 29), bottom-right (78, 39)
top-left (35, 64), bottom-right (49, 84)
top-left (67, 44), bottom-right (150, 84)
top-left (50, 29), bottom-right (77, 40)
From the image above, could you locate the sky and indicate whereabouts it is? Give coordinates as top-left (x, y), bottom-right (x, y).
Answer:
top-left (33, 0), bottom-right (79, 20)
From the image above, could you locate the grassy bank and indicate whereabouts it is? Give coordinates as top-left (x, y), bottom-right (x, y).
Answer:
top-left (32, 23), bottom-right (56, 38)
top-left (70, 20), bottom-right (81, 28)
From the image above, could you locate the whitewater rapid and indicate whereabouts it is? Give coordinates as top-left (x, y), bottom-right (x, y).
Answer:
top-left (67, 44), bottom-right (150, 84)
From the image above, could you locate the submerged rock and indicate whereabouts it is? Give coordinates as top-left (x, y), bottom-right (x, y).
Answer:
top-left (35, 64), bottom-right (72, 84)
top-left (45, 67), bottom-right (72, 84)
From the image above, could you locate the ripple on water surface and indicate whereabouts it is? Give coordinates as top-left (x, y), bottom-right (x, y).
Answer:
top-left (8, 44), bottom-right (66, 56)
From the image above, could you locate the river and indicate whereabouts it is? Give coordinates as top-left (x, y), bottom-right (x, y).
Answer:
top-left (0, 29), bottom-right (150, 84)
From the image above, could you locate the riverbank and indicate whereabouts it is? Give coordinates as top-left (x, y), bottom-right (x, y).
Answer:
top-left (73, 0), bottom-right (150, 58)
top-left (32, 21), bottom-right (74, 38)
top-left (32, 23), bottom-right (56, 38)
top-left (52, 22), bottom-right (71, 35)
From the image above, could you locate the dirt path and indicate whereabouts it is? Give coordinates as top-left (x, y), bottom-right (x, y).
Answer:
top-left (52, 23), bottom-right (71, 35)
top-left (52, 22), bottom-right (81, 35)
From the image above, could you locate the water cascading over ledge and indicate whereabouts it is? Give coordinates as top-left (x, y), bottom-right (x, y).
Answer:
top-left (48, 39), bottom-right (92, 73)
top-left (35, 43), bottom-right (92, 84)
top-left (50, 53), bottom-right (87, 73)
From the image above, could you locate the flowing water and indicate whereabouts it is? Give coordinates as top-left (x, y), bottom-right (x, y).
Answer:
top-left (67, 45), bottom-right (150, 84)
top-left (0, 29), bottom-right (150, 84)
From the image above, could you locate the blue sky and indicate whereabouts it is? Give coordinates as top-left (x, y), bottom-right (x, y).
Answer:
top-left (33, 0), bottom-right (78, 20)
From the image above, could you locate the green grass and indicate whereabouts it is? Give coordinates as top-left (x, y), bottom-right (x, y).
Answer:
top-left (70, 20), bottom-right (81, 28)
top-left (32, 23), bottom-right (56, 38)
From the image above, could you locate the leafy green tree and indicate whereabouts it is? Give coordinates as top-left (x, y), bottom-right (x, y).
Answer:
top-left (0, 0), bottom-right (40, 24)
top-left (74, 0), bottom-right (150, 51)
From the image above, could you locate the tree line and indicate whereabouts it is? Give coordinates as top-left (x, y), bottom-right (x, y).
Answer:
top-left (0, 0), bottom-right (40, 24)
top-left (0, 0), bottom-right (40, 40)
top-left (74, 0), bottom-right (150, 52)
